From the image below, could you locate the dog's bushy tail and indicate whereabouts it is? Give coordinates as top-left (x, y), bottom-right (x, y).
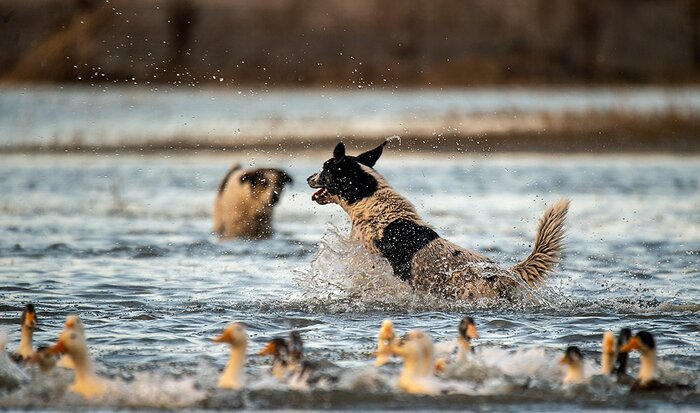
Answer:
top-left (511, 199), bottom-right (570, 285)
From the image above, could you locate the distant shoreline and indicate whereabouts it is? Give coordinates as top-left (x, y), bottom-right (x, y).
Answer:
top-left (2, 86), bottom-right (699, 155)
top-left (2, 111), bottom-right (699, 155)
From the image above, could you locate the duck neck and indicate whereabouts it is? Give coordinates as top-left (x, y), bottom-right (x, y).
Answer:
top-left (564, 362), bottom-right (584, 384)
top-left (400, 355), bottom-right (424, 382)
top-left (222, 344), bottom-right (246, 386)
top-left (456, 338), bottom-right (471, 363)
top-left (601, 352), bottom-right (615, 375)
top-left (638, 349), bottom-right (656, 384)
top-left (71, 349), bottom-right (97, 384)
top-left (18, 326), bottom-right (33, 358)
top-left (271, 356), bottom-right (287, 379)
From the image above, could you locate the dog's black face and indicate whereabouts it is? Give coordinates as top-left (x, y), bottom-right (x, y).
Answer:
top-left (307, 142), bottom-right (386, 205)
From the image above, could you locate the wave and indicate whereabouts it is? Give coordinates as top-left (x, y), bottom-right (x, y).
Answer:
top-left (290, 226), bottom-right (700, 316)
top-left (1, 238), bottom-right (315, 260)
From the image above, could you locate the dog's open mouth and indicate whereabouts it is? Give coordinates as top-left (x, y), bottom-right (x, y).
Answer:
top-left (312, 188), bottom-right (331, 205)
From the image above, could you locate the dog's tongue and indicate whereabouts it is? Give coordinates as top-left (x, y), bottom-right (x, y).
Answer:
top-left (312, 188), bottom-right (326, 201)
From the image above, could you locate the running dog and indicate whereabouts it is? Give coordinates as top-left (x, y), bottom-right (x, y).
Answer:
top-left (213, 165), bottom-right (292, 239)
top-left (307, 142), bottom-right (569, 300)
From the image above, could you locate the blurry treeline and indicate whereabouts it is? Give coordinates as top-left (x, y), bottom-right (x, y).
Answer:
top-left (1, 0), bottom-right (699, 86)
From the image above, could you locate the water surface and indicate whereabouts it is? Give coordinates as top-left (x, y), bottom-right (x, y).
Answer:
top-left (0, 152), bottom-right (698, 411)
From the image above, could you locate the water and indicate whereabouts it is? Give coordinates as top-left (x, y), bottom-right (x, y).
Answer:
top-left (0, 151), bottom-right (698, 411)
top-left (2, 86), bottom-right (700, 149)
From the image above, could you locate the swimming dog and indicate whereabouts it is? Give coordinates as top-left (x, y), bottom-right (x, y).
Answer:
top-left (213, 165), bottom-right (292, 239)
top-left (307, 142), bottom-right (569, 300)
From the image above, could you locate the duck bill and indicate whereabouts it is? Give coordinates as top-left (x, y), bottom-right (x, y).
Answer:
top-left (48, 338), bottom-right (66, 355)
top-left (212, 331), bottom-right (231, 344)
top-left (619, 336), bottom-right (640, 353)
top-left (467, 324), bottom-right (480, 339)
top-left (257, 341), bottom-right (277, 356)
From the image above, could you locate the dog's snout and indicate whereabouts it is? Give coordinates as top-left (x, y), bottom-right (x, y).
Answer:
top-left (307, 173), bottom-right (320, 187)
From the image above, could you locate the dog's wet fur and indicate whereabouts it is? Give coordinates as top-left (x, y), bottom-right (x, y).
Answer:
top-left (308, 142), bottom-right (570, 300)
top-left (213, 165), bottom-right (292, 239)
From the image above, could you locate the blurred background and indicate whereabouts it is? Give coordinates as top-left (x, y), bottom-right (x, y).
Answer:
top-left (1, 0), bottom-right (699, 152)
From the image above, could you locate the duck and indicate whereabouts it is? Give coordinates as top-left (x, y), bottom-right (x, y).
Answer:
top-left (619, 330), bottom-right (693, 392)
top-left (11, 303), bottom-right (37, 363)
top-left (28, 346), bottom-right (58, 373)
top-left (456, 316), bottom-right (480, 363)
top-left (434, 316), bottom-right (480, 373)
top-left (374, 319), bottom-right (396, 367)
top-left (48, 327), bottom-right (109, 399)
top-left (258, 337), bottom-right (289, 380)
top-left (559, 346), bottom-right (585, 384)
top-left (601, 331), bottom-right (616, 375)
top-left (212, 323), bottom-right (248, 390)
top-left (614, 327), bottom-right (634, 384)
top-left (57, 314), bottom-right (85, 370)
top-left (259, 331), bottom-right (337, 388)
top-left (284, 330), bottom-right (335, 387)
top-left (287, 330), bottom-right (304, 372)
top-left (380, 330), bottom-right (440, 395)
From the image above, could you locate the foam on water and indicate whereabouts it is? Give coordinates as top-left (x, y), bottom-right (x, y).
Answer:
top-left (298, 225), bottom-right (558, 313)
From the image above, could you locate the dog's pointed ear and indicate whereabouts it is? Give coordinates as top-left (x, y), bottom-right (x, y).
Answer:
top-left (356, 141), bottom-right (387, 167)
top-left (333, 142), bottom-right (346, 160)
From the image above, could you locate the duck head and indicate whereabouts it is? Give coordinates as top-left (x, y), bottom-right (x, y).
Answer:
top-left (213, 323), bottom-right (248, 349)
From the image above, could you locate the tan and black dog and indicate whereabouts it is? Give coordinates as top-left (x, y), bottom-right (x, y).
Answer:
top-left (307, 142), bottom-right (570, 300)
top-left (213, 165), bottom-right (292, 239)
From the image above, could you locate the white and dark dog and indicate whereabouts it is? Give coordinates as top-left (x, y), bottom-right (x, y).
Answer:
top-left (307, 142), bottom-right (569, 300)
top-left (213, 165), bottom-right (292, 239)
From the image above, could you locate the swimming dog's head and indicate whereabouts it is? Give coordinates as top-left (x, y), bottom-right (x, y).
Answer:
top-left (239, 168), bottom-right (293, 206)
top-left (307, 141), bottom-right (387, 205)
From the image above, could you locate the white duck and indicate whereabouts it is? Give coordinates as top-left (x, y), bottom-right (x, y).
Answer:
top-left (559, 346), bottom-right (585, 384)
top-left (212, 323), bottom-right (248, 390)
top-left (49, 328), bottom-right (109, 399)
top-left (379, 329), bottom-right (441, 395)
top-left (57, 314), bottom-right (85, 369)
top-left (12, 303), bottom-right (37, 362)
